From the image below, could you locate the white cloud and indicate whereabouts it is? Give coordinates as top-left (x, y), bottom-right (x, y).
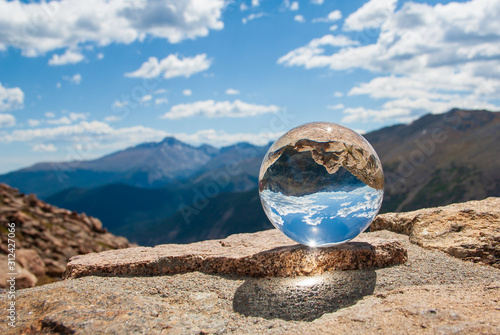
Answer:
top-left (141, 94), bottom-right (153, 103)
top-left (27, 119), bottom-right (41, 127)
top-left (312, 10), bottom-right (342, 23)
top-left (63, 74), bottom-right (82, 84)
top-left (155, 98), bottom-right (169, 105)
top-left (182, 89), bottom-right (192, 96)
top-left (252, 0), bottom-right (260, 7)
top-left (113, 100), bottom-right (129, 108)
top-left (97, 53), bottom-right (104, 60)
top-left (242, 12), bottom-right (266, 24)
top-left (0, 0), bottom-right (225, 57)
top-left (310, 0), bottom-right (324, 5)
top-left (328, 103), bottom-right (344, 110)
top-left (56, 82), bottom-right (61, 88)
top-left (0, 113), bottom-right (15, 127)
top-left (68, 112), bottom-right (87, 121)
top-left (294, 15), bottom-right (305, 23)
top-left (161, 99), bottom-right (281, 119)
top-left (153, 88), bottom-right (168, 95)
top-left (45, 112), bottom-right (55, 118)
top-left (278, 34), bottom-right (360, 69)
top-left (279, 0), bottom-right (500, 122)
top-left (0, 83), bottom-right (24, 112)
top-left (46, 112), bottom-right (87, 125)
top-left (225, 88), bottom-right (240, 95)
top-left (240, 3), bottom-right (248, 11)
top-left (33, 144), bottom-right (57, 152)
top-left (343, 0), bottom-right (397, 31)
top-left (329, 24), bottom-right (338, 31)
top-left (290, 2), bottom-right (299, 11)
top-left (333, 91), bottom-right (343, 98)
top-left (125, 54), bottom-right (211, 79)
top-left (174, 128), bottom-right (283, 147)
top-left (48, 49), bottom-right (84, 66)
top-left (46, 116), bottom-right (71, 125)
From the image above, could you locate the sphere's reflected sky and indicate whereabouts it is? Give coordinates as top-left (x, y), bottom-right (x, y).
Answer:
top-left (260, 183), bottom-right (383, 247)
top-left (259, 122), bottom-right (384, 247)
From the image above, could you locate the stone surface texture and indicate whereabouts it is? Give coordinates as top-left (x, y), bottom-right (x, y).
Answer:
top-left (64, 229), bottom-right (407, 279)
top-left (371, 197), bottom-right (500, 268)
top-left (1, 230), bottom-right (499, 335)
top-left (0, 183), bottom-right (134, 289)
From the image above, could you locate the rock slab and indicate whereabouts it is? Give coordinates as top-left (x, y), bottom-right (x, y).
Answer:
top-left (2, 230), bottom-right (499, 335)
top-left (64, 229), bottom-right (407, 279)
top-left (371, 197), bottom-right (500, 268)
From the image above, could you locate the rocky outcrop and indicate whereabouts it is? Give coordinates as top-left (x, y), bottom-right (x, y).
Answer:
top-left (1, 230), bottom-right (499, 334)
top-left (64, 229), bottom-right (407, 279)
top-left (0, 183), bottom-right (134, 288)
top-left (371, 197), bottom-right (500, 268)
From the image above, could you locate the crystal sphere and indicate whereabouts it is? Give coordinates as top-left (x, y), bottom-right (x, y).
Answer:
top-left (259, 122), bottom-right (384, 247)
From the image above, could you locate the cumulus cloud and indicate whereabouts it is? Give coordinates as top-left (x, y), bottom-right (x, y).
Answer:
top-left (141, 94), bottom-right (152, 103)
top-left (277, 34), bottom-right (360, 69)
top-left (310, 0), bottom-right (324, 4)
top-left (0, 82), bottom-right (24, 112)
top-left (343, 0), bottom-right (397, 31)
top-left (48, 49), bottom-right (84, 66)
top-left (125, 54), bottom-right (211, 79)
top-left (0, 113), bottom-right (15, 127)
top-left (27, 119), bottom-right (41, 127)
top-left (225, 88), bottom-right (240, 95)
top-left (32, 144), bottom-right (57, 152)
top-left (155, 98), bottom-right (169, 105)
top-left (283, 1), bottom-right (299, 11)
top-left (312, 10), bottom-right (342, 23)
top-left (113, 100), bottom-right (128, 109)
top-left (328, 103), bottom-right (344, 110)
top-left (182, 89), bottom-right (192, 96)
top-left (46, 112), bottom-right (87, 125)
top-left (279, 0), bottom-right (500, 123)
top-left (294, 15), bottom-right (305, 23)
top-left (0, 0), bottom-right (225, 57)
top-left (63, 74), bottom-right (82, 84)
top-left (333, 91), bottom-right (343, 98)
top-left (174, 128), bottom-right (283, 147)
top-left (161, 100), bottom-right (281, 119)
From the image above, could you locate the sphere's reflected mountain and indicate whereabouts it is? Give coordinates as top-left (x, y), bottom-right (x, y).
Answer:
top-left (259, 122), bottom-right (384, 247)
top-left (260, 147), bottom-right (366, 197)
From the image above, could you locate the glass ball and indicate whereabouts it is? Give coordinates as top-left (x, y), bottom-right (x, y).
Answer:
top-left (259, 122), bottom-right (384, 247)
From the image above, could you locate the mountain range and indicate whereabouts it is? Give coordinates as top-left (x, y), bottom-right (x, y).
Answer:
top-left (1, 108), bottom-right (499, 245)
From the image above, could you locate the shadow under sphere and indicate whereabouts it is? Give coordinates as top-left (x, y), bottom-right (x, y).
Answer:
top-left (233, 269), bottom-right (376, 322)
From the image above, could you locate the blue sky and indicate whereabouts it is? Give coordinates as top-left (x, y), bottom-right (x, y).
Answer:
top-left (0, 0), bottom-right (499, 173)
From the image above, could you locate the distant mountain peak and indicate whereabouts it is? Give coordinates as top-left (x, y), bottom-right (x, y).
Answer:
top-left (161, 136), bottom-right (183, 146)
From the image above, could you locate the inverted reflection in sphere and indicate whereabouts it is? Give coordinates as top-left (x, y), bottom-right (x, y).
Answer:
top-left (259, 122), bottom-right (384, 247)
